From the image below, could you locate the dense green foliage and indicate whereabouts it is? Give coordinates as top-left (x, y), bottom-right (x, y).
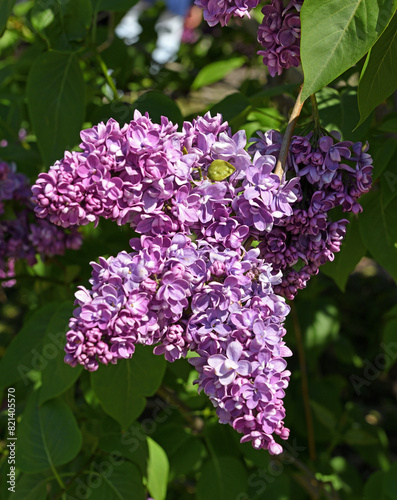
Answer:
top-left (1, 1), bottom-right (397, 499)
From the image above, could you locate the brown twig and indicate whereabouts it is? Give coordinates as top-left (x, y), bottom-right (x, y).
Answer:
top-left (274, 85), bottom-right (305, 180)
top-left (291, 302), bottom-right (316, 462)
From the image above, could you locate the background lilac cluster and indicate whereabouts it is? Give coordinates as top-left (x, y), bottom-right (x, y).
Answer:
top-left (249, 129), bottom-right (373, 298)
top-left (0, 160), bottom-right (82, 287)
top-left (195, 0), bottom-right (304, 76)
top-left (193, 0), bottom-right (261, 27)
top-left (258, 0), bottom-right (303, 76)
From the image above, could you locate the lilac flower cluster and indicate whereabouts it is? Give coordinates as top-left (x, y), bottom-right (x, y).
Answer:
top-left (33, 109), bottom-right (372, 454)
top-left (0, 160), bottom-right (82, 286)
top-left (32, 111), bottom-right (299, 245)
top-left (257, 0), bottom-right (303, 76)
top-left (65, 233), bottom-right (291, 454)
top-left (195, 0), bottom-right (303, 77)
top-left (39, 111), bottom-right (301, 454)
top-left (249, 129), bottom-right (373, 298)
top-left (193, 0), bottom-right (261, 27)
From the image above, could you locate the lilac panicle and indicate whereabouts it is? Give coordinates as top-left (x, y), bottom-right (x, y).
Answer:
top-left (65, 233), bottom-right (292, 455)
top-left (31, 106), bottom-right (373, 455)
top-left (257, 0), bottom-right (302, 77)
top-left (249, 129), bottom-right (373, 298)
top-left (32, 111), bottom-right (298, 247)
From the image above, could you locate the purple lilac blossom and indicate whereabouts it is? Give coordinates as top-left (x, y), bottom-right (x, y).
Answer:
top-left (257, 0), bottom-right (302, 76)
top-left (65, 232), bottom-right (292, 455)
top-left (32, 111), bottom-right (299, 247)
top-left (249, 129), bottom-right (373, 298)
top-left (0, 160), bottom-right (82, 287)
top-left (34, 107), bottom-right (372, 453)
top-left (194, 0), bottom-right (261, 26)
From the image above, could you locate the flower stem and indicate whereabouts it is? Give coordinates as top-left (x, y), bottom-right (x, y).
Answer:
top-left (96, 53), bottom-right (119, 101)
top-left (291, 302), bottom-right (316, 462)
top-left (310, 93), bottom-right (320, 129)
top-left (274, 85), bottom-right (305, 180)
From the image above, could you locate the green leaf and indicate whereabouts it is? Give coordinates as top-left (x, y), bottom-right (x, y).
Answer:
top-left (95, 0), bottom-right (139, 11)
top-left (147, 437), bottom-right (169, 500)
top-left (316, 87), bottom-right (371, 141)
top-left (321, 217), bottom-right (366, 291)
top-left (18, 391), bottom-right (82, 473)
top-left (297, 300), bottom-right (340, 370)
top-left (310, 400), bottom-right (337, 430)
top-left (379, 116), bottom-right (397, 133)
top-left (383, 461), bottom-right (397, 498)
top-left (358, 11), bottom-right (397, 124)
top-left (196, 456), bottom-right (248, 500)
top-left (192, 57), bottom-right (246, 90)
top-left (68, 462), bottom-right (145, 500)
top-left (153, 422), bottom-right (206, 479)
top-left (99, 420), bottom-right (149, 476)
top-left (126, 345), bottom-right (166, 396)
top-left (39, 302), bottom-right (83, 404)
top-left (91, 346), bottom-right (165, 429)
top-left (382, 318), bottom-right (397, 371)
top-left (208, 159), bottom-right (236, 181)
top-left (372, 137), bottom-right (397, 180)
top-left (14, 473), bottom-right (49, 500)
top-left (364, 470), bottom-right (385, 500)
top-left (89, 102), bottom-right (134, 127)
top-left (0, 0), bottom-right (15, 36)
top-left (0, 303), bottom-right (59, 389)
top-left (133, 91), bottom-right (183, 126)
top-left (91, 364), bottom-right (146, 430)
top-left (31, 0), bottom-right (92, 48)
top-left (204, 420), bottom-right (241, 458)
top-left (344, 428), bottom-right (379, 446)
top-left (209, 92), bottom-right (251, 127)
top-left (27, 51), bottom-right (85, 165)
top-left (363, 463), bottom-right (397, 500)
top-left (381, 164), bottom-right (397, 208)
top-left (300, 0), bottom-right (397, 100)
top-left (359, 191), bottom-right (397, 282)
top-left (169, 437), bottom-right (206, 478)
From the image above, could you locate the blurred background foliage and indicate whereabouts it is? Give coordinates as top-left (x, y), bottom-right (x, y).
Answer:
top-left (0, 1), bottom-right (397, 499)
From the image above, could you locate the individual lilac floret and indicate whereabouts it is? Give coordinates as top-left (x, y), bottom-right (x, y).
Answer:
top-left (208, 341), bottom-right (251, 385)
top-left (257, 0), bottom-right (302, 76)
top-left (0, 159), bottom-right (82, 287)
top-left (194, 0), bottom-right (260, 26)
